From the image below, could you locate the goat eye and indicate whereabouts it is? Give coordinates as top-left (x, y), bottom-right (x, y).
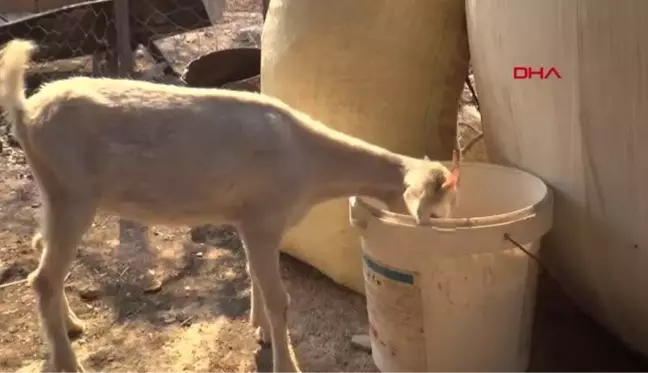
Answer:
top-left (434, 175), bottom-right (446, 191)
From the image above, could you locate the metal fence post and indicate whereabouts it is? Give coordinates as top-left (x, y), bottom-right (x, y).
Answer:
top-left (114, 0), bottom-right (133, 77)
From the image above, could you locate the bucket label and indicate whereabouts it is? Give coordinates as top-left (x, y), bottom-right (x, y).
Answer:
top-left (363, 255), bottom-right (415, 284)
top-left (363, 255), bottom-right (427, 371)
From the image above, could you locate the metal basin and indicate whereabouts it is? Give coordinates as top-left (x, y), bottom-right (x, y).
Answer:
top-left (181, 47), bottom-right (260, 91)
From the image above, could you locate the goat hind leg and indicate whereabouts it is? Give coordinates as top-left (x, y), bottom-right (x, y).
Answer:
top-left (62, 291), bottom-right (85, 337)
top-left (32, 232), bottom-right (85, 337)
top-left (249, 270), bottom-right (271, 345)
top-left (28, 198), bottom-right (95, 372)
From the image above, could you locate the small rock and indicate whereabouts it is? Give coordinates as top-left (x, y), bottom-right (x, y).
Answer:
top-left (350, 334), bottom-right (372, 353)
top-left (79, 287), bottom-right (102, 301)
top-left (235, 25), bottom-right (262, 46)
top-left (160, 311), bottom-right (177, 324)
top-left (196, 251), bottom-right (204, 258)
top-left (143, 278), bottom-right (163, 294)
top-left (86, 348), bottom-right (114, 366)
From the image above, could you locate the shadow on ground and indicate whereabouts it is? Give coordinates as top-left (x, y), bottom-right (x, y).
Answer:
top-left (529, 271), bottom-right (648, 372)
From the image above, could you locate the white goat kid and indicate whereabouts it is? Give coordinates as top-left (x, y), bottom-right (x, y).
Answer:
top-left (0, 39), bottom-right (460, 372)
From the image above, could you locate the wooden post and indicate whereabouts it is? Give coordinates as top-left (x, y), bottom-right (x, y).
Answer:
top-left (262, 0), bottom-right (270, 21)
top-left (114, 0), bottom-right (133, 77)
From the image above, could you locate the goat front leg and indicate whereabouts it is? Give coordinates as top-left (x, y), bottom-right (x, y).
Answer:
top-left (239, 220), bottom-right (300, 372)
top-left (249, 274), bottom-right (271, 345)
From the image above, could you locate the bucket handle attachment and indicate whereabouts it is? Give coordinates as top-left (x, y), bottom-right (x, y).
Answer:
top-left (349, 197), bottom-right (369, 230)
top-left (504, 233), bottom-right (539, 262)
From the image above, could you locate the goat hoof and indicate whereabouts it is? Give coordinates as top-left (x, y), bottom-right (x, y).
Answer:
top-left (275, 361), bottom-right (300, 373)
top-left (52, 359), bottom-right (85, 372)
top-left (255, 326), bottom-right (271, 346)
top-left (66, 319), bottom-right (85, 338)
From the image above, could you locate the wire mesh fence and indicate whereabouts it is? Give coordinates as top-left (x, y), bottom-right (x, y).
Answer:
top-left (0, 1), bottom-right (117, 94)
top-left (0, 0), bottom-right (263, 145)
top-left (0, 0), bottom-right (262, 92)
top-left (127, 0), bottom-right (213, 81)
top-left (133, 0), bottom-right (262, 84)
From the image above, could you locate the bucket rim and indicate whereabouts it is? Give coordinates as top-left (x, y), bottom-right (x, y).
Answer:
top-left (349, 162), bottom-right (553, 230)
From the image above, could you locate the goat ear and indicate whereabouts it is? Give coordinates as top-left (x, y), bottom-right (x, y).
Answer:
top-left (441, 172), bottom-right (458, 189)
top-left (403, 187), bottom-right (424, 224)
top-left (423, 155), bottom-right (430, 161)
top-left (442, 149), bottom-right (461, 189)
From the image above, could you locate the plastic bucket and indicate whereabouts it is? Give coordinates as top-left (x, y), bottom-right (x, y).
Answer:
top-left (349, 162), bottom-right (554, 372)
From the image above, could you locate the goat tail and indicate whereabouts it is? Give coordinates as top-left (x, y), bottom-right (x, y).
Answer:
top-left (0, 39), bottom-right (36, 144)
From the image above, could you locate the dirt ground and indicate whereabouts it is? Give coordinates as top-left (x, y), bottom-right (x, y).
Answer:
top-left (2, 1), bottom-right (648, 372)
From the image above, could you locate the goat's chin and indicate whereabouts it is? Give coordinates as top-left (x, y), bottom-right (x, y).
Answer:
top-left (428, 213), bottom-right (448, 220)
top-left (428, 205), bottom-right (453, 220)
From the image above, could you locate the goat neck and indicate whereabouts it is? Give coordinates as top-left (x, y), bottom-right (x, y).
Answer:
top-left (295, 117), bottom-right (413, 203)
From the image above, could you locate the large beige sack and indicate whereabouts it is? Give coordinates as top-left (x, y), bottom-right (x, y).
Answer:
top-left (261, 0), bottom-right (469, 293)
top-left (467, 0), bottom-right (648, 356)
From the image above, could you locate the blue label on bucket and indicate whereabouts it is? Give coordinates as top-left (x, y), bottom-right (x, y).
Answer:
top-left (363, 255), bottom-right (414, 285)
